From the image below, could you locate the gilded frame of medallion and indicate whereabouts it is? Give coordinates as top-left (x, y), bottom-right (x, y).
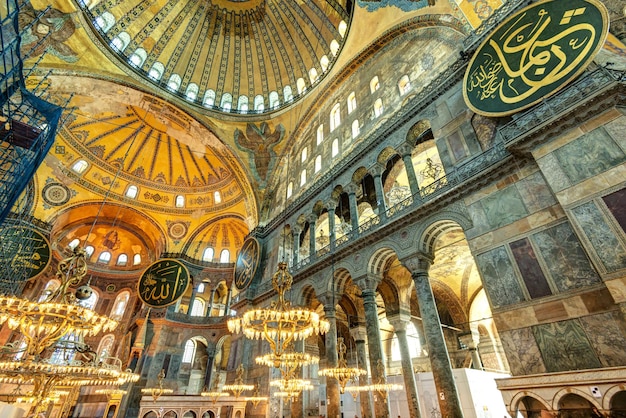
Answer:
top-left (137, 258), bottom-right (191, 308)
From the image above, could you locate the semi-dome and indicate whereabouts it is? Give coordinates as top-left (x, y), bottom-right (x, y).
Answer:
top-left (80, 0), bottom-right (353, 114)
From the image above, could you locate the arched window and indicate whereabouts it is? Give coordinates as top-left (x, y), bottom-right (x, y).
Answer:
top-left (39, 279), bottom-right (60, 302)
top-left (133, 253), bottom-right (142, 265)
top-left (338, 20), bottom-right (347, 37)
top-left (374, 98), bottom-right (384, 117)
top-left (320, 55), bottom-right (329, 72)
top-left (296, 78), bottom-right (307, 94)
top-left (254, 95), bottom-right (265, 112)
top-left (330, 39), bottom-right (339, 56)
top-left (370, 76), bottom-right (380, 94)
top-left (214, 191), bottom-right (221, 204)
top-left (309, 68), bottom-right (319, 84)
top-left (167, 74), bottom-right (182, 91)
top-left (110, 32), bottom-right (130, 52)
top-left (347, 92), bottom-right (357, 114)
top-left (98, 251), bottom-right (111, 263)
top-left (190, 298), bottom-right (205, 317)
top-left (182, 340), bottom-right (196, 363)
top-left (330, 103), bottom-right (341, 132)
top-left (203, 90), bottom-right (216, 107)
top-left (283, 86), bottom-right (293, 102)
top-left (148, 62), bottom-right (165, 81)
top-left (300, 169), bottom-right (307, 186)
top-left (269, 91), bottom-right (280, 109)
top-left (116, 253), bottom-right (128, 266)
top-left (68, 238), bottom-right (80, 250)
top-left (352, 120), bottom-right (360, 138)
top-left (126, 185), bottom-right (138, 199)
top-left (317, 125), bottom-right (324, 146)
top-left (94, 12), bottom-right (115, 32)
top-left (186, 83), bottom-right (199, 101)
top-left (197, 283), bottom-right (205, 293)
top-left (287, 182), bottom-right (293, 199)
top-left (398, 75), bottom-right (411, 95)
top-left (220, 249), bottom-right (230, 263)
top-left (202, 247), bottom-right (214, 262)
top-left (391, 322), bottom-right (421, 361)
top-left (110, 291), bottom-right (130, 320)
top-left (176, 195), bottom-right (185, 208)
top-left (79, 291), bottom-right (98, 309)
top-left (85, 245), bottom-right (95, 257)
top-left (315, 155), bottom-right (322, 173)
top-left (97, 334), bottom-right (115, 358)
top-left (301, 147), bottom-right (308, 163)
top-left (220, 93), bottom-right (233, 111)
top-left (237, 95), bottom-right (249, 112)
top-left (332, 138), bottom-right (339, 158)
top-left (128, 48), bottom-right (147, 67)
top-left (72, 159), bottom-right (88, 174)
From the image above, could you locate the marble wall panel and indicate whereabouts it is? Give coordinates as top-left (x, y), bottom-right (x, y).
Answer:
top-left (603, 187), bottom-right (626, 233)
top-left (517, 171), bottom-right (558, 213)
top-left (499, 327), bottom-right (545, 375)
top-left (554, 127), bottom-right (625, 184)
top-left (536, 153), bottom-right (571, 193)
top-left (465, 201), bottom-right (490, 239)
top-left (604, 115), bottom-right (626, 150)
top-left (510, 238), bottom-right (552, 299)
top-left (532, 320), bottom-right (602, 372)
top-left (579, 311), bottom-right (626, 367)
top-left (480, 185), bottom-right (529, 230)
top-left (475, 246), bottom-right (526, 308)
top-left (169, 354), bottom-right (182, 380)
top-left (532, 222), bottom-right (601, 292)
top-left (571, 202), bottom-right (626, 272)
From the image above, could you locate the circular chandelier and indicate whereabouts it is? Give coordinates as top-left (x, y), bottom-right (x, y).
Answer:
top-left (222, 364), bottom-right (254, 398)
top-left (318, 337), bottom-right (366, 393)
top-left (228, 262), bottom-right (329, 363)
top-left (245, 386), bottom-right (268, 406)
top-left (368, 359), bottom-right (402, 397)
top-left (270, 378), bottom-right (314, 400)
top-left (255, 351), bottom-right (319, 371)
top-left (141, 369), bottom-right (173, 402)
top-left (201, 379), bottom-right (229, 404)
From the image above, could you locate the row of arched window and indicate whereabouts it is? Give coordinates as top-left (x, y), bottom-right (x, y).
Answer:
top-left (92, 12), bottom-right (348, 112)
top-left (68, 238), bottom-right (142, 266)
top-left (201, 247), bottom-right (230, 263)
top-left (70, 159), bottom-right (222, 208)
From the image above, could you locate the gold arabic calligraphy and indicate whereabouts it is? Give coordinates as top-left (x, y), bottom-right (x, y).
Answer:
top-left (139, 261), bottom-right (188, 306)
top-left (466, 3), bottom-right (602, 110)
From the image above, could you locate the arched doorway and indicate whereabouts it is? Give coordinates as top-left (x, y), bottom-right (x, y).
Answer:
top-left (611, 391), bottom-right (626, 418)
top-left (515, 395), bottom-right (550, 418)
top-left (558, 393), bottom-right (597, 418)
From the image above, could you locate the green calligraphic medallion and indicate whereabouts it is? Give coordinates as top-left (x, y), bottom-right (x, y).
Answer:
top-left (138, 259), bottom-right (190, 308)
top-left (463, 0), bottom-right (609, 117)
top-left (234, 237), bottom-right (261, 291)
top-left (0, 226), bottom-right (51, 285)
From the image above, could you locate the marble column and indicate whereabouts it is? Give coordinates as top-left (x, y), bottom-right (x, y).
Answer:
top-left (370, 163), bottom-right (387, 220)
top-left (356, 274), bottom-right (390, 418)
top-left (326, 199), bottom-right (338, 251)
top-left (292, 225), bottom-right (302, 267)
top-left (399, 143), bottom-right (420, 198)
top-left (206, 289), bottom-right (216, 317)
top-left (203, 344), bottom-right (217, 390)
top-left (224, 287), bottom-right (232, 316)
top-left (307, 213), bottom-right (318, 259)
top-left (291, 340), bottom-right (306, 418)
top-left (187, 283), bottom-right (198, 317)
top-left (345, 182), bottom-right (360, 233)
top-left (459, 330), bottom-right (483, 370)
top-left (387, 313), bottom-right (422, 418)
top-left (323, 302), bottom-right (340, 418)
top-left (403, 254), bottom-right (464, 418)
top-left (350, 325), bottom-right (374, 418)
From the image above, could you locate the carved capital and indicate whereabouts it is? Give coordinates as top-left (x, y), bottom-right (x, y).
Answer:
top-left (318, 292), bottom-right (338, 314)
top-left (398, 143), bottom-right (414, 158)
top-left (344, 182), bottom-right (360, 195)
top-left (354, 273), bottom-right (382, 293)
top-left (401, 252), bottom-right (433, 275)
top-left (306, 213), bottom-right (318, 224)
top-left (369, 162), bottom-right (385, 177)
top-left (386, 311), bottom-right (412, 332)
top-left (324, 198), bottom-right (338, 212)
top-left (349, 324), bottom-right (368, 342)
top-left (291, 224), bottom-right (302, 236)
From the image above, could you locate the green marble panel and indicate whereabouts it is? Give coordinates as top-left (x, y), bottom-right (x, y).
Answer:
top-left (475, 246), bottom-right (526, 308)
top-left (579, 311), bottom-right (626, 367)
top-left (532, 320), bottom-right (602, 372)
top-left (532, 222), bottom-right (601, 292)
top-left (499, 327), bottom-right (545, 375)
top-left (554, 127), bottom-right (625, 184)
top-left (480, 185), bottom-right (528, 230)
top-left (571, 201), bottom-right (626, 272)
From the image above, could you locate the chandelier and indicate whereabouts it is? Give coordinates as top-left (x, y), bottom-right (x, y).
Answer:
top-left (318, 337), bottom-right (366, 393)
top-left (270, 378), bottom-right (314, 400)
top-left (222, 364), bottom-right (254, 398)
top-left (227, 262), bottom-right (329, 364)
top-left (0, 248), bottom-right (139, 415)
top-left (255, 351), bottom-right (319, 375)
top-left (368, 359), bottom-right (402, 397)
top-left (201, 378), bottom-right (229, 404)
top-left (141, 369), bottom-right (173, 402)
top-left (245, 386), bottom-right (268, 406)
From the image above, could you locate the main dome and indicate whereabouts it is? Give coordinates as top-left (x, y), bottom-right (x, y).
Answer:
top-left (80, 0), bottom-right (353, 114)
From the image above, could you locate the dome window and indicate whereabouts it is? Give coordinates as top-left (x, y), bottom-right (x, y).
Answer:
top-left (72, 159), bottom-right (89, 174)
top-left (148, 62), bottom-right (164, 81)
top-left (347, 92), bottom-right (357, 114)
top-left (94, 12), bottom-right (115, 33)
top-left (126, 185), bottom-right (138, 199)
top-left (370, 76), bottom-right (380, 94)
top-left (203, 90), bottom-right (216, 107)
top-left (186, 83), bottom-right (199, 101)
top-left (167, 74), bottom-right (182, 91)
top-left (128, 48), bottom-right (147, 67)
top-left (254, 95), bottom-right (265, 112)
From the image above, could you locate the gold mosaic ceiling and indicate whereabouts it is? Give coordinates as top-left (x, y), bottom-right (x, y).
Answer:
top-left (80, 0), bottom-right (353, 114)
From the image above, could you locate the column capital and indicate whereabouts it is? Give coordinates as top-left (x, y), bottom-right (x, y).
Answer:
top-left (344, 182), bottom-right (360, 195)
top-left (386, 311), bottom-right (412, 332)
top-left (398, 143), bottom-right (414, 157)
top-left (324, 198), bottom-right (338, 212)
top-left (318, 292), bottom-right (337, 315)
top-left (291, 224), bottom-right (302, 235)
top-left (354, 273), bottom-right (382, 292)
top-left (206, 343), bottom-right (217, 357)
top-left (306, 213), bottom-right (318, 224)
top-left (401, 252), bottom-right (433, 275)
top-left (369, 162), bottom-right (385, 177)
top-left (349, 324), bottom-right (368, 342)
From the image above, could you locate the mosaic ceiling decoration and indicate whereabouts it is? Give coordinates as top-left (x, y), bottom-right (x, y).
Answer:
top-left (80, 0), bottom-right (353, 114)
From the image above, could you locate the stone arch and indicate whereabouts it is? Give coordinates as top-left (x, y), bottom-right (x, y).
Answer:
top-left (509, 393), bottom-right (551, 417)
top-left (412, 211), bottom-right (473, 256)
top-left (351, 166), bottom-right (369, 184)
top-left (608, 388), bottom-right (626, 414)
top-left (553, 388), bottom-right (601, 411)
top-left (367, 245), bottom-right (403, 277)
top-left (406, 120), bottom-right (431, 145)
top-left (377, 146), bottom-right (399, 165)
top-left (377, 277), bottom-right (400, 315)
top-left (430, 280), bottom-right (467, 327)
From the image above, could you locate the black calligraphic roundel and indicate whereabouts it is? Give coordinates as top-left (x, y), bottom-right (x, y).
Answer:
top-left (0, 226), bottom-right (51, 286)
top-left (463, 0), bottom-right (609, 117)
top-left (138, 259), bottom-right (190, 308)
top-left (234, 237), bottom-right (261, 291)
